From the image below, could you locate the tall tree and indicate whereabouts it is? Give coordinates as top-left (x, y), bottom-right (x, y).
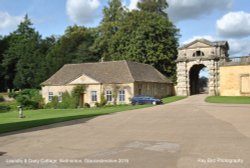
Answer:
top-left (45, 25), bottom-right (99, 76)
top-left (92, 0), bottom-right (126, 61)
top-left (137, 0), bottom-right (168, 17)
top-left (2, 15), bottom-right (43, 89)
top-left (0, 36), bottom-right (10, 91)
top-left (109, 10), bottom-right (179, 80)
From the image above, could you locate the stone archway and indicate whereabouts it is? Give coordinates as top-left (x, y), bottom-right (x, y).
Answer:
top-left (189, 64), bottom-right (206, 95)
top-left (176, 39), bottom-right (229, 96)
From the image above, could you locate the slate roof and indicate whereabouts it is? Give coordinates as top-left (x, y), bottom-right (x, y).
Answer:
top-left (41, 60), bottom-right (172, 86)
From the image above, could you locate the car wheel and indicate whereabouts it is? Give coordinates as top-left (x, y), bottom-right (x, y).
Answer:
top-left (152, 101), bottom-right (156, 105)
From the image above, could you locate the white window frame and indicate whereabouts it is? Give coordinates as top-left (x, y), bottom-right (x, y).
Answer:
top-left (240, 74), bottom-right (250, 94)
top-left (91, 91), bottom-right (97, 102)
top-left (58, 92), bottom-right (63, 102)
top-left (48, 92), bottom-right (53, 102)
top-left (118, 90), bottom-right (125, 102)
top-left (106, 90), bottom-right (112, 102)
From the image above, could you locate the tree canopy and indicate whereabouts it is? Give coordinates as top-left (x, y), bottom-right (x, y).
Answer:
top-left (2, 15), bottom-right (43, 89)
top-left (92, 0), bottom-right (126, 61)
top-left (0, 0), bottom-right (180, 91)
top-left (109, 10), bottom-right (179, 78)
top-left (45, 25), bottom-right (99, 76)
top-left (138, 0), bottom-right (168, 17)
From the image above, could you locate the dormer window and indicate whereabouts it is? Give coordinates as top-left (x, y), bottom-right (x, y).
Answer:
top-left (193, 50), bottom-right (204, 57)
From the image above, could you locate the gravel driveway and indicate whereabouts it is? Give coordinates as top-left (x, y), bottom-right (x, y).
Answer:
top-left (0, 94), bottom-right (250, 168)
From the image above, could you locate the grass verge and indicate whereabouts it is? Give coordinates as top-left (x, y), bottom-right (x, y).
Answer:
top-left (205, 96), bottom-right (250, 104)
top-left (0, 105), bottom-right (152, 134)
top-left (0, 96), bottom-right (186, 134)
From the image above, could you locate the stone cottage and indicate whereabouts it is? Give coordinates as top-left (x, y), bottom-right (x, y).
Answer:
top-left (41, 60), bottom-right (173, 107)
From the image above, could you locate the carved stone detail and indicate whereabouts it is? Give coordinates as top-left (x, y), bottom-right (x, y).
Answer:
top-left (176, 39), bottom-right (229, 96)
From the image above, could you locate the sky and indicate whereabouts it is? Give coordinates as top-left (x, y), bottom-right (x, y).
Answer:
top-left (0, 0), bottom-right (250, 57)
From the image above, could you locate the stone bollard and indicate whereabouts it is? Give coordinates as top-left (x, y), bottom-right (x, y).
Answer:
top-left (17, 105), bottom-right (25, 118)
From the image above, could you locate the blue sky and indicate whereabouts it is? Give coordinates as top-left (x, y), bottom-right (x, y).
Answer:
top-left (0, 0), bottom-right (250, 56)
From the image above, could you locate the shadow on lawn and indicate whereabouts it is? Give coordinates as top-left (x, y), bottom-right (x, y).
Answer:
top-left (0, 113), bottom-right (109, 137)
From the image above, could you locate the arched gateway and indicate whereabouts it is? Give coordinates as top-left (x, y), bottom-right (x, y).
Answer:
top-left (176, 39), bottom-right (229, 96)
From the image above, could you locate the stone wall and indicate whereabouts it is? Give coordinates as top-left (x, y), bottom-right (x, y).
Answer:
top-left (220, 65), bottom-right (250, 96)
top-left (134, 82), bottom-right (173, 98)
top-left (42, 83), bottom-right (134, 106)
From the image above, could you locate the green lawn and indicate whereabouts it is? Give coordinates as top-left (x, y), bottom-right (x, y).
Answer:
top-left (205, 96), bottom-right (250, 104)
top-left (0, 105), bottom-right (152, 134)
top-left (0, 96), bottom-right (186, 134)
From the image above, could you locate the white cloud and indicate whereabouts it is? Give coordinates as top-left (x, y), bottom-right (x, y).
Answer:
top-left (228, 39), bottom-right (250, 56)
top-left (0, 11), bottom-right (22, 31)
top-left (66, 0), bottom-right (101, 24)
top-left (167, 0), bottom-right (232, 22)
top-left (216, 11), bottom-right (250, 38)
top-left (127, 0), bottom-right (139, 10)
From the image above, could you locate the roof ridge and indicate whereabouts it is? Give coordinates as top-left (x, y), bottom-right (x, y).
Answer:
top-left (64, 60), bottom-right (129, 66)
top-left (124, 61), bottom-right (135, 82)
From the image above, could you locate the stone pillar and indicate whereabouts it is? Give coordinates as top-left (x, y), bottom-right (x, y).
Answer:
top-left (214, 60), bottom-right (220, 95)
top-left (176, 61), bottom-right (189, 96)
top-left (207, 60), bottom-right (217, 96)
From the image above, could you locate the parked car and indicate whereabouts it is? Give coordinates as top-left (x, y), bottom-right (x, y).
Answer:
top-left (131, 96), bottom-right (162, 105)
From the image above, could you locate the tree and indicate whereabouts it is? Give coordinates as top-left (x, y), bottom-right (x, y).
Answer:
top-left (2, 15), bottom-right (45, 89)
top-left (45, 25), bottom-right (99, 77)
top-left (0, 36), bottom-right (10, 91)
top-left (199, 76), bottom-right (208, 92)
top-left (92, 0), bottom-right (126, 61)
top-left (109, 10), bottom-right (179, 79)
top-left (137, 0), bottom-right (168, 17)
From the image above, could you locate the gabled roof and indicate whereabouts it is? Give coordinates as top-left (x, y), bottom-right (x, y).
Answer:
top-left (41, 60), bottom-right (172, 86)
top-left (179, 38), bottom-right (229, 50)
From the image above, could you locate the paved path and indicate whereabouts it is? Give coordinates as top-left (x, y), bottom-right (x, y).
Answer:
top-left (1, 94), bottom-right (250, 168)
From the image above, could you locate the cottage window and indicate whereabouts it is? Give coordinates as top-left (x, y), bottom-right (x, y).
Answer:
top-left (106, 90), bottom-right (112, 102)
top-left (48, 92), bottom-right (53, 102)
top-left (91, 91), bottom-right (97, 102)
top-left (58, 92), bottom-right (63, 102)
top-left (119, 90), bottom-right (125, 102)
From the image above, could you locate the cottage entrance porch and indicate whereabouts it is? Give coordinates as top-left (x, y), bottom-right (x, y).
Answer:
top-left (79, 93), bottom-right (85, 108)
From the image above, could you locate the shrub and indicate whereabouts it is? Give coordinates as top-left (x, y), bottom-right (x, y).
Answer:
top-left (57, 92), bottom-right (76, 109)
top-left (45, 91), bottom-right (79, 109)
top-left (51, 96), bottom-right (59, 109)
top-left (112, 91), bottom-right (118, 105)
top-left (0, 101), bottom-right (18, 111)
top-left (0, 105), bottom-right (11, 113)
top-left (95, 102), bottom-right (100, 107)
top-left (10, 89), bottom-right (44, 109)
top-left (84, 103), bottom-right (90, 108)
top-left (100, 93), bottom-right (107, 107)
top-left (8, 91), bottom-right (15, 98)
top-left (31, 92), bottom-right (44, 109)
top-left (0, 95), bottom-right (4, 102)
